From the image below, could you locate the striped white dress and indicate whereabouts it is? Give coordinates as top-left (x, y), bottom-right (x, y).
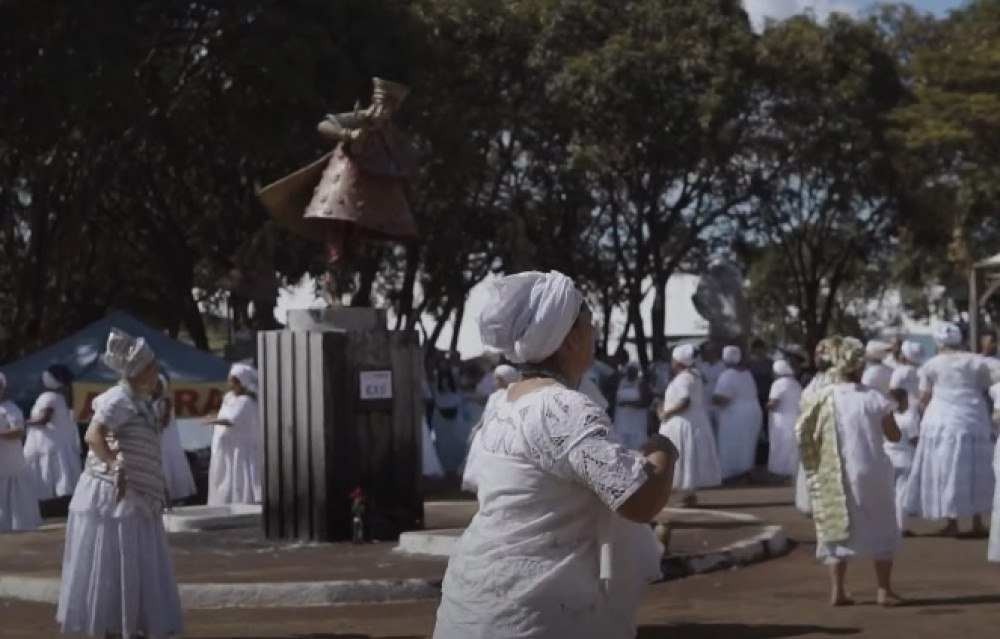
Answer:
top-left (57, 382), bottom-right (182, 638)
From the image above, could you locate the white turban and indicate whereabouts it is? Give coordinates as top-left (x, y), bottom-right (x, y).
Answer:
top-left (672, 344), bottom-right (696, 367)
top-left (477, 271), bottom-right (585, 364)
top-left (773, 359), bottom-right (794, 377)
top-left (722, 345), bottom-right (742, 366)
top-left (229, 363), bottom-right (258, 393)
top-left (934, 322), bottom-right (963, 348)
top-left (865, 339), bottom-right (891, 359)
top-left (494, 364), bottom-right (521, 384)
top-left (102, 328), bottom-right (156, 379)
top-left (901, 340), bottom-right (923, 363)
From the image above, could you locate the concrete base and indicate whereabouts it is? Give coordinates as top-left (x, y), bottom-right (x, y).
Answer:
top-left (162, 504), bottom-right (262, 533)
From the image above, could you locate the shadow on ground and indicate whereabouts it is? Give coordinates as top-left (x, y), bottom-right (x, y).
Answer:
top-left (638, 623), bottom-right (860, 638)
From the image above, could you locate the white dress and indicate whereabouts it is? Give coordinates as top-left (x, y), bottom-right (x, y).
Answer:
top-left (0, 403), bottom-right (41, 532)
top-left (434, 385), bottom-right (662, 639)
top-left (817, 384), bottom-right (899, 562)
top-left (659, 370), bottom-right (721, 491)
top-left (886, 364), bottom-right (921, 531)
top-left (862, 362), bottom-right (893, 395)
top-left (207, 391), bottom-right (262, 505)
top-left (154, 398), bottom-right (197, 502)
top-left (904, 353), bottom-right (995, 519)
top-left (714, 368), bottom-right (762, 479)
top-left (767, 376), bottom-right (802, 477)
top-left (23, 391), bottom-right (82, 499)
top-left (795, 371), bottom-right (834, 515)
top-left (58, 383), bottom-right (183, 638)
top-left (613, 379), bottom-right (649, 450)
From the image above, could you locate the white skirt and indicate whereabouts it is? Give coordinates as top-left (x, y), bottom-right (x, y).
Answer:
top-left (0, 472), bottom-right (42, 532)
top-left (904, 429), bottom-right (994, 519)
top-left (57, 474), bottom-right (183, 638)
top-left (25, 446), bottom-right (81, 499)
top-left (161, 426), bottom-right (197, 501)
top-left (208, 435), bottom-right (261, 505)
top-left (660, 416), bottom-right (722, 491)
top-left (716, 401), bottom-right (762, 479)
top-left (767, 412), bottom-right (799, 476)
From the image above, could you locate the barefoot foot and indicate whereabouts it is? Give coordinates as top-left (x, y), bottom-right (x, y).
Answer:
top-left (877, 589), bottom-right (904, 607)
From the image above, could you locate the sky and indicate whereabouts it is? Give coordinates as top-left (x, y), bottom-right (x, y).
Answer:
top-left (744, 0), bottom-right (964, 28)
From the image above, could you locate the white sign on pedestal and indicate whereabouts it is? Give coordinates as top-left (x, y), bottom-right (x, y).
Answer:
top-left (360, 370), bottom-right (393, 400)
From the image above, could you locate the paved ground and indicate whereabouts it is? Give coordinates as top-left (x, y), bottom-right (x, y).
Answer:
top-left (3, 484), bottom-right (999, 638)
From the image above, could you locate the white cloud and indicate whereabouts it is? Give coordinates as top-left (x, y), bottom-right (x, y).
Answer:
top-left (743, 0), bottom-right (863, 30)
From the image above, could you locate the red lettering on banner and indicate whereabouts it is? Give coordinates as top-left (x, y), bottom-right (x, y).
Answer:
top-left (174, 390), bottom-right (199, 418)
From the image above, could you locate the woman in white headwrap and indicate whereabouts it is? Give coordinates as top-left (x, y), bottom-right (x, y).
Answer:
top-left (904, 322), bottom-right (995, 537)
top-left (713, 346), bottom-right (763, 480)
top-left (204, 363), bottom-right (262, 505)
top-left (434, 271), bottom-right (677, 639)
top-left (886, 340), bottom-right (924, 535)
top-left (658, 344), bottom-right (721, 506)
top-left (57, 329), bottom-right (183, 638)
top-left (614, 361), bottom-right (652, 450)
top-left (767, 359), bottom-right (802, 478)
top-left (153, 374), bottom-right (197, 504)
top-left (23, 365), bottom-right (82, 499)
top-left (861, 340), bottom-right (893, 394)
top-left (0, 372), bottom-right (42, 532)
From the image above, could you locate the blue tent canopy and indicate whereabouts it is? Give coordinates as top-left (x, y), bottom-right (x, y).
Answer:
top-left (0, 310), bottom-right (230, 410)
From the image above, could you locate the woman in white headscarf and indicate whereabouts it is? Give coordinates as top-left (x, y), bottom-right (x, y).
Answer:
top-left (658, 344), bottom-right (721, 507)
top-left (0, 372), bottom-right (42, 532)
top-left (713, 346), bottom-right (763, 480)
top-left (767, 359), bottom-right (802, 478)
top-left (905, 323), bottom-right (995, 537)
top-left (886, 340), bottom-right (924, 535)
top-left (57, 329), bottom-right (183, 638)
top-left (153, 374), bottom-right (197, 504)
top-left (23, 365), bottom-right (82, 500)
top-left (434, 271), bottom-right (677, 639)
top-left (861, 340), bottom-right (893, 394)
top-left (204, 363), bottom-right (262, 505)
top-left (614, 361), bottom-right (651, 450)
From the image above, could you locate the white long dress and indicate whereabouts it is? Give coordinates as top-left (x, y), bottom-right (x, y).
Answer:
top-left (0, 404), bottom-right (41, 532)
top-left (659, 370), bottom-right (722, 490)
top-left (23, 391), bottom-right (82, 499)
top-left (207, 391), bottom-right (262, 505)
top-left (58, 383), bottom-right (183, 638)
top-left (886, 364), bottom-right (921, 531)
top-left (613, 379), bottom-right (649, 450)
top-left (434, 385), bottom-right (662, 639)
top-left (817, 383), bottom-right (899, 563)
top-left (714, 368), bottom-right (762, 479)
top-left (767, 376), bottom-right (802, 477)
top-left (905, 353), bottom-right (995, 519)
top-left (795, 371), bottom-right (834, 515)
top-left (154, 398), bottom-right (197, 502)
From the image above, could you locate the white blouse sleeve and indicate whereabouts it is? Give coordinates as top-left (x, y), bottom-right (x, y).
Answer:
top-left (30, 391), bottom-right (58, 420)
top-left (91, 388), bottom-right (135, 433)
top-left (713, 370), bottom-right (737, 399)
top-left (768, 378), bottom-right (786, 402)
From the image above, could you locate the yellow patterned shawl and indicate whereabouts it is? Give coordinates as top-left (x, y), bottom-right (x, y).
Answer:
top-left (796, 385), bottom-right (850, 544)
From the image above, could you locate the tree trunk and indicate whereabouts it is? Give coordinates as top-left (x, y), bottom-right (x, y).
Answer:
top-left (181, 289), bottom-right (210, 351)
top-left (651, 273), bottom-right (667, 361)
top-left (449, 295), bottom-right (466, 356)
top-left (395, 243), bottom-right (420, 330)
top-left (628, 288), bottom-right (648, 368)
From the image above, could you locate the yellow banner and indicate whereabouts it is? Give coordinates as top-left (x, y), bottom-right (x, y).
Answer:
top-left (73, 381), bottom-right (227, 421)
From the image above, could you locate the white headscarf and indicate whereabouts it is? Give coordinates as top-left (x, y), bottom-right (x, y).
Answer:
top-left (773, 359), bottom-right (794, 378)
top-left (673, 344), bottom-right (696, 367)
top-left (865, 339), bottom-right (890, 359)
top-left (103, 328), bottom-right (156, 379)
top-left (493, 364), bottom-right (521, 385)
top-left (934, 322), bottom-right (963, 348)
top-left (477, 271), bottom-right (585, 364)
top-left (229, 363), bottom-right (258, 394)
top-left (42, 370), bottom-right (63, 390)
top-left (722, 345), bottom-right (742, 366)
top-left (901, 340), bottom-right (923, 363)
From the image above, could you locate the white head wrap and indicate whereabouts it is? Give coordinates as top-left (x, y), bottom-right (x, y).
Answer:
top-left (901, 340), bottom-right (923, 363)
top-left (477, 271), bottom-right (585, 364)
top-left (865, 339), bottom-right (891, 359)
top-left (773, 359), bottom-right (794, 377)
top-left (494, 364), bottom-right (521, 385)
top-left (934, 322), bottom-right (963, 348)
top-left (722, 345), bottom-right (742, 366)
top-left (102, 328), bottom-right (156, 379)
top-left (229, 363), bottom-right (258, 393)
top-left (673, 344), bottom-right (696, 367)
top-left (42, 370), bottom-right (63, 390)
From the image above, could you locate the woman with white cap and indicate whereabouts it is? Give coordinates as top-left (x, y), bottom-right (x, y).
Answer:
top-left (57, 328), bottom-right (183, 637)
top-left (904, 322), bottom-right (994, 537)
top-left (658, 343), bottom-right (721, 507)
top-left (614, 361), bottom-right (652, 450)
top-left (767, 359), bottom-right (802, 478)
top-left (713, 345), bottom-right (763, 480)
top-left (23, 364), bottom-right (82, 500)
top-left (204, 363), bottom-right (262, 505)
top-left (434, 271), bottom-right (676, 639)
top-left (861, 340), bottom-right (893, 394)
top-left (153, 373), bottom-right (197, 504)
top-left (0, 372), bottom-right (42, 532)
top-left (885, 340), bottom-right (924, 535)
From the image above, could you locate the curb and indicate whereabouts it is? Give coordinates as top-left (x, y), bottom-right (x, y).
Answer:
top-left (662, 525), bottom-right (789, 580)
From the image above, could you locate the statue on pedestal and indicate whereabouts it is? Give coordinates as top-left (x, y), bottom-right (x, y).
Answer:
top-left (692, 261), bottom-right (751, 345)
top-left (257, 77), bottom-right (418, 304)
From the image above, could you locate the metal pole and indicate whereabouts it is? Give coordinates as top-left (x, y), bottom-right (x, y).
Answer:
top-left (969, 266), bottom-right (979, 352)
